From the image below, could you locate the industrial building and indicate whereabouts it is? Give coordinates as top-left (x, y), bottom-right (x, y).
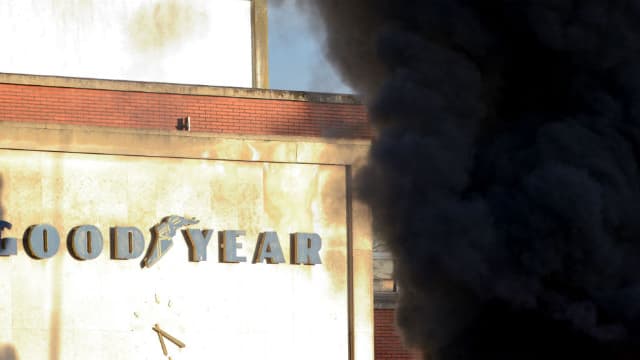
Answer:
top-left (0, 1), bottom-right (412, 359)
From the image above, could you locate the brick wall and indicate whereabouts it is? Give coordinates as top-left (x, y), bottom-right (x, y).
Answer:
top-left (375, 309), bottom-right (421, 359)
top-left (0, 83), bottom-right (371, 138)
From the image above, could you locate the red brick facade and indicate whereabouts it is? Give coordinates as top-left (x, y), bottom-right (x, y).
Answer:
top-left (375, 309), bottom-right (420, 360)
top-left (0, 82), bottom-right (371, 138)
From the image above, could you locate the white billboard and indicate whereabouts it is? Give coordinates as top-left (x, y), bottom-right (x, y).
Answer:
top-left (0, 0), bottom-right (253, 87)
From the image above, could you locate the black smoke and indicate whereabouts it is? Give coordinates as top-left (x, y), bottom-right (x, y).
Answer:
top-left (304, 1), bottom-right (640, 359)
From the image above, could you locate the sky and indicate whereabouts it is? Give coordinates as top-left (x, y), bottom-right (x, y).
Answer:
top-left (267, 2), bottom-right (353, 94)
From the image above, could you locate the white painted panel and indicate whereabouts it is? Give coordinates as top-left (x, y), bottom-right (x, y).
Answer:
top-left (0, 0), bottom-right (253, 87)
top-left (0, 149), bottom-right (350, 360)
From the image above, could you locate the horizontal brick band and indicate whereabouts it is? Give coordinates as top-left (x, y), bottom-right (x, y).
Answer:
top-left (375, 309), bottom-right (421, 359)
top-left (0, 82), bottom-right (371, 139)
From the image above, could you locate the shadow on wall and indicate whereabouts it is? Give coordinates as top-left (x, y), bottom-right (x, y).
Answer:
top-left (0, 179), bottom-right (17, 360)
top-left (0, 175), bottom-right (4, 219)
top-left (0, 344), bottom-right (19, 360)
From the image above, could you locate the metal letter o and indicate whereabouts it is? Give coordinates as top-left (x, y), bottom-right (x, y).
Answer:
top-left (70, 225), bottom-right (103, 260)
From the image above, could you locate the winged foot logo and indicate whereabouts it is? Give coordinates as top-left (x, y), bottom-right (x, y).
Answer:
top-left (143, 216), bottom-right (200, 268)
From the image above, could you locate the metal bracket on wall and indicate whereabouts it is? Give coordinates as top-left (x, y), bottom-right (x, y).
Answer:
top-left (176, 116), bottom-right (191, 131)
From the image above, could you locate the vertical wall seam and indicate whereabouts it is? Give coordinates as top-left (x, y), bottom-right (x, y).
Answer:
top-left (345, 165), bottom-right (355, 360)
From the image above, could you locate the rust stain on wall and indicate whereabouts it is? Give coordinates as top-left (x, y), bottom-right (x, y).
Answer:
top-left (323, 249), bottom-right (348, 293)
top-left (320, 168), bottom-right (347, 226)
top-left (0, 176), bottom-right (5, 221)
top-left (50, 0), bottom-right (94, 25)
top-left (129, 0), bottom-right (208, 52)
top-left (0, 344), bottom-right (19, 360)
top-left (48, 159), bottom-right (64, 360)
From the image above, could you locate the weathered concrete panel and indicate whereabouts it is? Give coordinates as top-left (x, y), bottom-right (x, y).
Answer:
top-left (0, 123), bottom-right (373, 359)
top-left (0, 150), bottom-right (360, 359)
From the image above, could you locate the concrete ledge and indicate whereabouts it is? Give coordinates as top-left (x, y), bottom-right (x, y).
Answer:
top-left (0, 121), bottom-right (370, 166)
top-left (0, 121), bottom-right (371, 145)
top-left (374, 292), bottom-right (399, 309)
top-left (0, 72), bottom-right (361, 104)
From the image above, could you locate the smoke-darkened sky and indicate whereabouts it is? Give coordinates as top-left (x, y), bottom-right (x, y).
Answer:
top-left (290, 1), bottom-right (640, 360)
top-left (268, 1), bottom-right (352, 93)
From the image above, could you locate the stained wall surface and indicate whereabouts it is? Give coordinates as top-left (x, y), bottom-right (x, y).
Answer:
top-left (0, 123), bottom-right (373, 360)
top-left (0, 0), bottom-right (253, 87)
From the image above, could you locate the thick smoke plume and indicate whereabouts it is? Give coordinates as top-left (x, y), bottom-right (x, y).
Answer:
top-left (304, 1), bottom-right (640, 359)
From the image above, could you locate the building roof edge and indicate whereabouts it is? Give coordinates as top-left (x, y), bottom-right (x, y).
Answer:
top-left (0, 72), bottom-right (362, 105)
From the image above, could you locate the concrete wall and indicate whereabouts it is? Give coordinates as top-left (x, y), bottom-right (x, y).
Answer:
top-left (0, 123), bottom-right (373, 360)
top-left (0, 0), bottom-right (253, 87)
